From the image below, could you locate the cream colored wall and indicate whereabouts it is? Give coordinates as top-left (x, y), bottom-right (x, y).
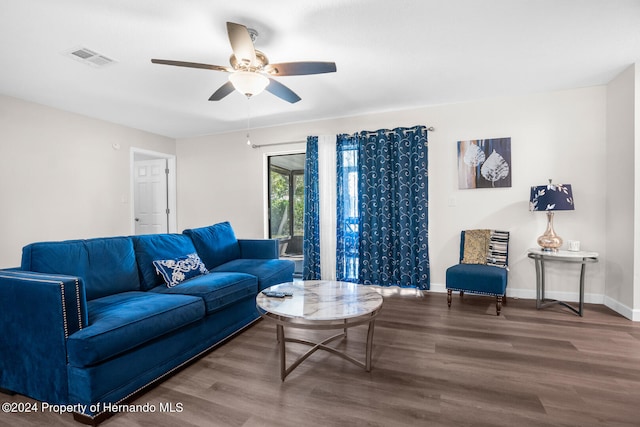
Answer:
top-left (0, 85), bottom-right (622, 312)
top-left (636, 64), bottom-right (640, 317)
top-left (177, 87), bottom-right (607, 303)
top-left (0, 95), bottom-right (175, 268)
top-left (605, 65), bottom-right (636, 318)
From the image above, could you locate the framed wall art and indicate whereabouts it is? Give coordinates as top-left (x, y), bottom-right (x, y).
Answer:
top-left (457, 137), bottom-right (511, 189)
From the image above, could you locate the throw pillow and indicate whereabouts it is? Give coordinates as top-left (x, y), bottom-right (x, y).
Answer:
top-left (461, 229), bottom-right (491, 264)
top-left (133, 233), bottom-right (200, 290)
top-left (487, 230), bottom-right (509, 268)
top-left (153, 253), bottom-right (208, 288)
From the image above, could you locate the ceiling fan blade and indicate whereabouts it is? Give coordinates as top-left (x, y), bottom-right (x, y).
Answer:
top-left (227, 22), bottom-right (256, 67)
top-left (208, 81), bottom-right (235, 101)
top-left (265, 78), bottom-right (301, 103)
top-left (151, 59), bottom-right (230, 72)
top-left (265, 61), bottom-right (337, 76)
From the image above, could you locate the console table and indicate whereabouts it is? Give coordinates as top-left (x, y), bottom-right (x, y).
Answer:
top-left (527, 248), bottom-right (599, 316)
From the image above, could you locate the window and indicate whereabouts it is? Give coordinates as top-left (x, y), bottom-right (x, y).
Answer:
top-left (337, 136), bottom-right (359, 282)
top-left (269, 166), bottom-right (291, 239)
top-left (293, 173), bottom-right (304, 237)
top-left (268, 153), bottom-right (306, 258)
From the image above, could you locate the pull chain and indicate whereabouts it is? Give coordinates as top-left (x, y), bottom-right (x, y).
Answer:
top-left (246, 98), bottom-right (251, 146)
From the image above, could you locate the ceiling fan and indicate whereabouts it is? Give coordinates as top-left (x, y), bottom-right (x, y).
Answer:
top-left (151, 22), bottom-right (336, 104)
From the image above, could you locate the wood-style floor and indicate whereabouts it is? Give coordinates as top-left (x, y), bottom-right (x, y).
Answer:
top-left (3, 290), bottom-right (640, 427)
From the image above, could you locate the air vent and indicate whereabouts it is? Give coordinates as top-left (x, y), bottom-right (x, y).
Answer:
top-left (64, 47), bottom-right (116, 67)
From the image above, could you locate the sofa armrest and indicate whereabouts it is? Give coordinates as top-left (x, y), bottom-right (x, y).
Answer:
top-left (238, 239), bottom-right (279, 259)
top-left (0, 270), bottom-right (87, 403)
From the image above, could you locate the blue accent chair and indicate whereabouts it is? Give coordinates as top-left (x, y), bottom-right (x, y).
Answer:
top-left (446, 230), bottom-right (509, 315)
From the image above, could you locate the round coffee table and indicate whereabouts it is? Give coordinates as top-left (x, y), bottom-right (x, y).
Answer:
top-left (256, 280), bottom-right (384, 380)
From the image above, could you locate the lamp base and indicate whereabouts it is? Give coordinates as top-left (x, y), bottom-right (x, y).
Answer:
top-left (537, 211), bottom-right (563, 252)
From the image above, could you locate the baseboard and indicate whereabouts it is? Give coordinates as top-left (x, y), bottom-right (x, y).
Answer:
top-left (429, 282), bottom-right (447, 294)
top-left (505, 288), bottom-right (605, 304)
top-left (430, 282), bottom-right (638, 321)
top-left (432, 281), bottom-right (602, 304)
top-left (603, 296), bottom-right (639, 321)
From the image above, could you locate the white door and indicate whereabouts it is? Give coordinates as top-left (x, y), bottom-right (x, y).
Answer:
top-left (134, 159), bottom-right (168, 235)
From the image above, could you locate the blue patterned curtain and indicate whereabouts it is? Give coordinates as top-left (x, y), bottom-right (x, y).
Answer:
top-left (358, 126), bottom-right (430, 289)
top-left (336, 134), bottom-right (359, 282)
top-left (302, 135), bottom-right (321, 280)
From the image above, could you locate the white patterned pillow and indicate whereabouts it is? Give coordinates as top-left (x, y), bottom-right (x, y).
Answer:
top-left (153, 253), bottom-right (208, 288)
top-left (487, 230), bottom-right (509, 268)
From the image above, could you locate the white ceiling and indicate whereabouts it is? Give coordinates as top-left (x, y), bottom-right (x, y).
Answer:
top-left (1, 0), bottom-right (639, 139)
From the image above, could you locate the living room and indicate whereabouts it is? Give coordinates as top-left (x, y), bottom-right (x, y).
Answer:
top-left (1, 1), bottom-right (640, 426)
top-left (2, 65), bottom-right (637, 318)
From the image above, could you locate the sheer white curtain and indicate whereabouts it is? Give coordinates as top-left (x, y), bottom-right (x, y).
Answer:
top-left (317, 135), bottom-right (337, 280)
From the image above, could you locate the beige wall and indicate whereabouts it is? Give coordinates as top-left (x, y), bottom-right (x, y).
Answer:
top-left (636, 65), bottom-right (640, 316)
top-left (177, 87), bottom-right (608, 305)
top-left (605, 65), bottom-right (636, 317)
top-left (2, 86), bottom-right (626, 316)
top-left (0, 95), bottom-right (175, 268)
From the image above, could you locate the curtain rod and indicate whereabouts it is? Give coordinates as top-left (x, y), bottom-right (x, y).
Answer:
top-left (359, 126), bottom-right (435, 135)
top-left (250, 127), bottom-right (435, 149)
top-left (250, 140), bottom-right (305, 149)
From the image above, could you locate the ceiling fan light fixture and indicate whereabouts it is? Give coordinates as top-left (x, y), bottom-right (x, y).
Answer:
top-left (151, 22), bottom-right (335, 103)
top-left (229, 71), bottom-right (269, 98)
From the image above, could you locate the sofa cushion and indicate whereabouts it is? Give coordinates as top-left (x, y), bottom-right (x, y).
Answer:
top-left (67, 292), bottom-right (204, 367)
top-left (133, 234), bottom-right (200, 291)
top-left (153, 253), bottom-right (208, 288)
top-left (183, 222), bottom-right (241, 269)
top-left (21, 237), bottom-right (140, 301)
top-left (150, 272), bottom-right (257, 314)
top-left (211, 258), bottom-right (294, 291)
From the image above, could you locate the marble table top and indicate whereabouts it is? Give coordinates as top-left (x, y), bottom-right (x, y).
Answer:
top-left (527, 248), bottom-right (599, 259)
top-left (256, 280), bottom-right (384, 322)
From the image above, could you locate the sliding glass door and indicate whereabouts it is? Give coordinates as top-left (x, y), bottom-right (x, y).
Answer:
top-left (268, 153), bottom-right (305, 276)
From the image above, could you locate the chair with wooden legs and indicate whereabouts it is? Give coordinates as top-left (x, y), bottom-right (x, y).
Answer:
top-left (446, 229), bottom-right (509, 315)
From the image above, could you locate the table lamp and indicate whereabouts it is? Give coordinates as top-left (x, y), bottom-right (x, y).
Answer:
top-left (529, 179), bottom-right (574, 252)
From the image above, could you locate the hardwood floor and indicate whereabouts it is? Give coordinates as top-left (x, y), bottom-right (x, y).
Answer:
top-left (3, 290), bottom-right (640, 427)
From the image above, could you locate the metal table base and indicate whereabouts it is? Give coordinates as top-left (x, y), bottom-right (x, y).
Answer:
top-left (528, 249), bottom-right (598, 317)
top-left (273, 315), bottom-right (378, 381)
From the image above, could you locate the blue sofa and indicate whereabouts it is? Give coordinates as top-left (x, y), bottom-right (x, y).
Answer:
top-left (0, 221), bottom-right (294, 423)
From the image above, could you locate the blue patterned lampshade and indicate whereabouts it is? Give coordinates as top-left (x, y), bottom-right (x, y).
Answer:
top-left (529, 183), bottom-right (574, 211)
top-left (529, 180), bottom-right (574, 251)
